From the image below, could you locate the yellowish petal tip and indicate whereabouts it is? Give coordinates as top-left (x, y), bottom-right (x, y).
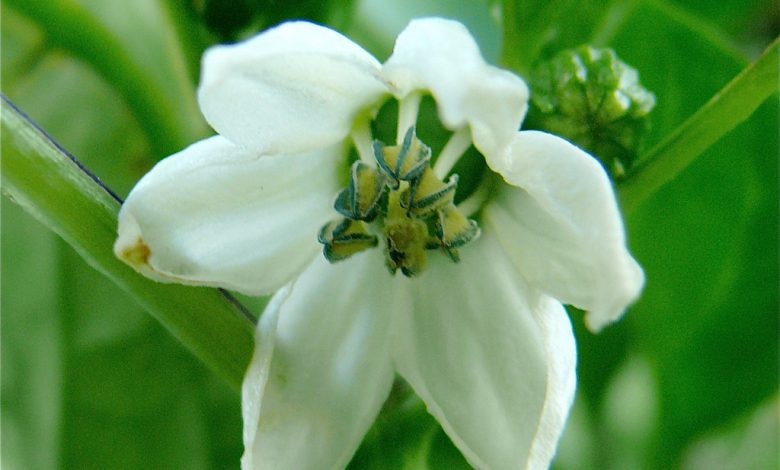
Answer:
top-left (117, 237), bottom-right (152, 267)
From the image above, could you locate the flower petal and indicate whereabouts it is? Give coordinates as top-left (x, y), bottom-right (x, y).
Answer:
top-left (199, 21), bottom-right (388, 154)
top-left (393, 233), bottom-right (576, 470)
top-left (114, 135), bottom-right (340, 295)
top-left (242, 285), bottom-right (289, 468)
top-left (241, 250), bottom-right (398, 470)
top-left (527, 296), bottom-right (577, 469)
top-left (484, 130), bottom-right (644, 331)
top-left (382, 18), bottom-right (529, 157)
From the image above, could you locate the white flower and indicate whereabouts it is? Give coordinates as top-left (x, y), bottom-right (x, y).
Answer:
top-left (114, 18), bottom-right (644, 470)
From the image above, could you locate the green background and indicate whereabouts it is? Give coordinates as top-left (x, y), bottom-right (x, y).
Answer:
top-left (2, 0), bottom-right (777, 469)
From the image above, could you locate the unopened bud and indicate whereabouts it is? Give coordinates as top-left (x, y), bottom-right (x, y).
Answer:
top-left (529, 46), bottom-right (655, 178)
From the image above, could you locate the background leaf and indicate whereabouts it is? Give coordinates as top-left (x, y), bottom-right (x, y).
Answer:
top-left (1, 3), bottom-right (251, 469)
top-left (3, 0), bottom-right (209, 158)
top-left (569, 1), bottom-right (777, 468)
top-left (503, 0), bottom-right (778, 468)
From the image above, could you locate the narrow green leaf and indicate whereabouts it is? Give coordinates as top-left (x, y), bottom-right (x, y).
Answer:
top-left (3, 0), bottom-right (192, 157)
top-left (619, 38), bottom-right (779, 212)
top-left (1, 96), bottom-right (254, 391)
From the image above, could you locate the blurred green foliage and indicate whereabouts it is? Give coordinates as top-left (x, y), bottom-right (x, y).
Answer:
top-left (2, 0), bottom-right (777, 469)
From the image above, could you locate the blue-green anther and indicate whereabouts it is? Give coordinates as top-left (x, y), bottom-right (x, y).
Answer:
top-left (374, 127), bottom-right (430, 188)
top-left (402, 170), bottom-right (458, 218)
top-left (318, 127), bottom-right (481, 277)
top-left (318, 218), bottom-right (378, 262)
top-left (334, 161), bottom-right (388, 221)
top-left (530, 46), bottom-right (656, 178)
top-left (433, 205), bottom-right (481, 262)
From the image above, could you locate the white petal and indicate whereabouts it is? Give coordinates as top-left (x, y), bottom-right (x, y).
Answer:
top-left (527, 296), bottom-right (577, 469)
top-left (484, 130), bottom-right (644, 331)
top-left (394, 233), bottom-right (576, 470)
top-left (199, 21), bottom-right (388, 154)
top-left (242, 250), bottom-right (399, 470)
top-left (382, 18), bottom-right (529, 157)
top-left (242, 285), bottom-right (289, 468)
top-left (114, 135), bottom-right (341, 295)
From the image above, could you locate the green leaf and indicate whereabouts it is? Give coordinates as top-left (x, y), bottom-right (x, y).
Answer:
top-left (505, 1), bottom-right (779, 467)
top-left (1, 11), bottom-right (147, 197)
top-left (1, 96), bottom-right (255, 390)
top-left (3, 0), bottom-right (209, 158)
top-left (620, 38), bottom-right (778, 213)
top-left (1, 201), bottom-right (62, 470)
top-left (1, 10), bottom-right (248, 468)
top-left (2, 200), bottom-right (244, 469)
top-left (57, 247), bottom-right (219, 470)
top-left (1, 93), bottom-right (250, 468)
top-left (596, 1), bottom-right (779, 465)
top-left (666, 0), bottom-right (777, 50)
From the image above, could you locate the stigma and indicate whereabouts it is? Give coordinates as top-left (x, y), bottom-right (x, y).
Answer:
top-left (318, 127), bottom-right (480, 277)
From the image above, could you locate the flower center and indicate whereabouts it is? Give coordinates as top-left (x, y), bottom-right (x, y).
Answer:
top-left (318, 127), bottom-right (480, 277)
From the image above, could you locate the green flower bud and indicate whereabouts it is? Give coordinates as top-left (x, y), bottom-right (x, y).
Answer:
top-left (529, 46), bottom-right (656, 178)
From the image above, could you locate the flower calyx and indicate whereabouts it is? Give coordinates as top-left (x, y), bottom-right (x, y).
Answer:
top-left (319, 127), bottom-right (480, 277)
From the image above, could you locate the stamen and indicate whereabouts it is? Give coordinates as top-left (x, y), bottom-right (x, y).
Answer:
top-left (321, 126), bottom-right (483, 277)
top-left (429, 205), bottom-right (481, 263)
top-left (375, 127), bottom-right (430, 189)
top-left (352, 119), bottom-right (375, 165)
top-left (334, 161), bottom-right (387, 222)
top-left (396, 92), bottom-right (422, 144)
top-left (433, 127), bottom-right (472, 179)
top-left (401, 171), bottom-right (458, 218)
top-left (318, 218), bottom-right (378, 262)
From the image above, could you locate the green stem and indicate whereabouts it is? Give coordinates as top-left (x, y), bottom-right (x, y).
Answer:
top-left (4, 0), bottom-right (188, 158)
top-left (619, 38), bottom-right (779, 213)
top-left (1, 96), bottom-right (255, 392)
